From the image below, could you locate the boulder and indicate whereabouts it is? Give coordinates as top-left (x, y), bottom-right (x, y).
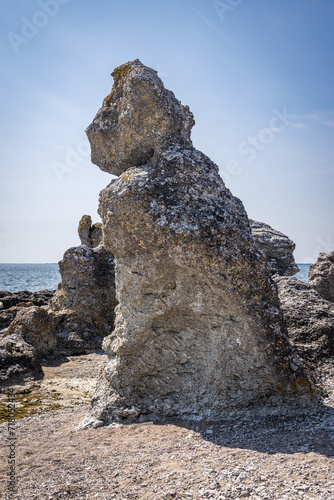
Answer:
top-left (80, 60), bottom-right (317, 428)
top-left (0, 290), bottom-right (55, 332)
top-left (0, 332), bottom-right (42, 387)
top-left (7, 306), bottom-right (57, 358)
top-left (309, 251), bottom-right (334, 303)
top-left (51, 245), bottom-right (116, 354)
top-left (250, 220), bottom-right (299, 276)
top-left (275, 276), bottom-right (334, 364)
top-left (78, 215), bottom-right (103, 248)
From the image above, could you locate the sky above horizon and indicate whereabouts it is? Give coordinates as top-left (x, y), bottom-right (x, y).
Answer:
top-left (1, 0), bottom-right (333, 263)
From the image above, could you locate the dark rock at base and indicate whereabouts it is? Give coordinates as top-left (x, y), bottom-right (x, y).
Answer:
top-left (309, 251), bottom-right (334, 303)
top-left (250, 220), bottom-right (299, 277)
top-left (0, 290), bottom-right (55, 310)
top-left (0, 290), bottom-right (55, 332)
top-left (0, 231), bottom-right (116, 386)
top-left (275, 276), bottom-right (334, 364)
top-left (0, 332), bottom-right (43, 387)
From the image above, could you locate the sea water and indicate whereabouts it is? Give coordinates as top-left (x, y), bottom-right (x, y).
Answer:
top-left (0, 262), bottom-right (311, 293)
top-left (0, 264), bottom-right (61, 292)
top-left (294, 263), bottom-right (311, 283)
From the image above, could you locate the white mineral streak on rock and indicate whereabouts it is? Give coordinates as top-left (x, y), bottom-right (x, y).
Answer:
top-left (80, 59), bottom-right (318, 428)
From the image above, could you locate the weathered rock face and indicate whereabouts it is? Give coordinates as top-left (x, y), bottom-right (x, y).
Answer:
top-left (81, 60), bottom-right (317, 428)
top-left (78, 215), bottom-right (102, 248)
top-left (275, 276), bottom-right (334, 365)
top-left (51, 245), bottom-right (116, 354)
top-left (309, 251), bottom-right (334, 303)
top-left (250, 220), bottom-right (299, 276)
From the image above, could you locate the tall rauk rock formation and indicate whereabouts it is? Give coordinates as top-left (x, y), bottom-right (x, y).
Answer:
top-left (80, 60), bottom-right (317, 427)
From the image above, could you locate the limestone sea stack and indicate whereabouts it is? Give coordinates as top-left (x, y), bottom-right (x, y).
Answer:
top-left (80, 60), bottom-right (317, 427)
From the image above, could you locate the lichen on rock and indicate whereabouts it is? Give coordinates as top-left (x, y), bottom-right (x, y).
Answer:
top-left (80, 60), bottom-right (318, 428)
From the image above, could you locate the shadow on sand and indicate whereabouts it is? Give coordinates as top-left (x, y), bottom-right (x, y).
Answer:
top-left (152, 403), bottom-right (334, 458)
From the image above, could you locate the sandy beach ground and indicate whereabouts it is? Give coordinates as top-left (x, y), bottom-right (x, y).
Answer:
top-left (0, 353), bottom-right (333, 499)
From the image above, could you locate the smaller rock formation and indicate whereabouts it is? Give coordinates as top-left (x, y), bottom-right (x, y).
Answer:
top-left (51, 244), bottom-right (116, 354)
top-left (78, 215), bottom-right (103, 248)
top-left (250, 220), bottom-right (299, 276)
top-left (309, 251), bottom-right (334, 303)
top-left (275, 276), bottom-right (334, 364)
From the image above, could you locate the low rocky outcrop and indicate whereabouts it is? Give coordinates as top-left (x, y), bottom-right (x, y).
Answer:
top-left (80, 60), bottom-right (317, 428)
top-left (0, 290), bottom-right (55, 332)
top-left (0, 332), bottom-right (43, 386)
top-left (250, 220), bottom-right (299, 276)
top-left (275, 276), bottom-right (334, 365)
top-left (309, 251), bottom-right (334, 303)
top-left (7, 306), bottom-right (57, 358)
top-left (0, 291), bottom-right (55, 387)
top-left (78, 215), bottom-right (103, 248)
top-left (0, 218), bottom-right (116, 387)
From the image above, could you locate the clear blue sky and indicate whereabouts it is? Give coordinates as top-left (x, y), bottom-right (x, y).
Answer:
top-left (1, 0), bottom-right (333, 263)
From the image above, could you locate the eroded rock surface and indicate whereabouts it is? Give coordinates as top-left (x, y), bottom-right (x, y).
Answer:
top-left (309, 251), bottom-right (334, 303)
top-left (7, 306), bottom-right (57, 358)
top-left (275, 276), bottom-right (334, 365)
top-left (81, 60), bottom-right (317, 428)
top-left (51, 245), bottom-right (116, 354)
top-left (0, 332), bottom-right (42, 386)
top-left (86, 59), bottom-right (194, 176)
top-left (250, 220), bottom-right (299, 276)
